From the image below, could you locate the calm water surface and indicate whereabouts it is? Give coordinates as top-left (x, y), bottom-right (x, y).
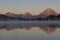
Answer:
top-left (0, 21), bottom-right (60, 40)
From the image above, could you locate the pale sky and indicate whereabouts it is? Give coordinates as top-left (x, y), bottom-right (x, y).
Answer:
top-left (0, 0), bottom-right (60, 15)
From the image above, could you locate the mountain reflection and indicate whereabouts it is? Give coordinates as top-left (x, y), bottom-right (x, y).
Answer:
top-left (40, 27), bottom-right (57, 34)
top-left (0, 23), bottom-right (59, 34)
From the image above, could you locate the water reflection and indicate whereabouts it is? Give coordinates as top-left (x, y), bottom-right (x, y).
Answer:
top-left (40, 27), bottom-right (57, 34)
top-left (0, 21), bottom-right (60, 40)
top-left (0, 22), bottom-right (60, 34)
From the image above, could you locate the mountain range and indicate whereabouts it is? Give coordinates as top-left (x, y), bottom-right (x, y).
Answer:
top-left (0, 8), bottom-right (60, 20)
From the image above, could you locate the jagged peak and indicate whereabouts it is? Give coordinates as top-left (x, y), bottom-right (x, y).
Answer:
top-left (5, 12), bottom-right (14, 15)
top-left (46, 8), bottom-right (54, 11)
top-left (5, 12), bottom-right (15, 17)
top-left (40, 8), bottom-right (57, 15)
top-left (23, 12), bottom-right (32, 16)
top-left (45, 8), bottom-right (55, 13)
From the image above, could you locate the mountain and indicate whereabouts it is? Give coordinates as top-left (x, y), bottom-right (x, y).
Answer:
top-left (5, 12), bottom-right (15, 17)
top-left (23, 12), bottom-right (32, 16)
top-left (22, 12), bottom-right (32, 20)
top-left (38, 8), bottom-right (58, 18)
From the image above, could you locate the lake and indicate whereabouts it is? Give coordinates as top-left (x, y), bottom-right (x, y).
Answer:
top-left (0, 21), bottom-right (60, 40)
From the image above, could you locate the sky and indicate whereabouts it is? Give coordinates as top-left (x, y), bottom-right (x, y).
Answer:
top-left (0, 0), bottom-right (60, 15)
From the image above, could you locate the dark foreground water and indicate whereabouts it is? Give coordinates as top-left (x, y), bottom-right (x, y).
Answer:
top-left (0, 21), bottom-right (60, 40)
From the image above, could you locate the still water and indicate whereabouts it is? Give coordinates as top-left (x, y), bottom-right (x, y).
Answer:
top-left (0, 21), bottom-right (60, 40)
